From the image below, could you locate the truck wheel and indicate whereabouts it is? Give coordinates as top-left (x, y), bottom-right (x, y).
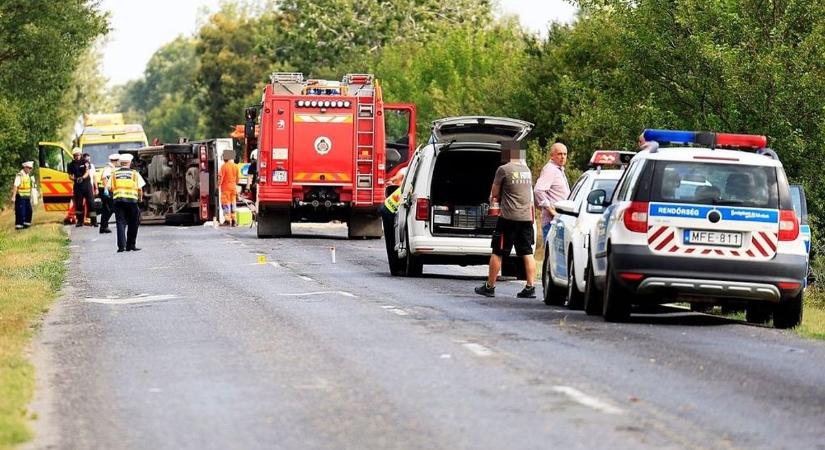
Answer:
top-left (603, 263), bottom-right (631, 322)
top-left (773, 292), bottom-right (803, 329)
top-left (257, 209), bottom-right (291, 238)
top-left (349, 212), bottom-right (382, 239)
top-left (565, 257), bottom-right (584, 310)
top-left (583, 262), bottom-right (602, 316)
top-left (165, 212), bottom-right (194, 226)
top-left (745, 302), bottom-right (772, 324)
top-left (542, 251), bottom-right (565, 306)
top-left (502, 258), bottom-right (526, 280)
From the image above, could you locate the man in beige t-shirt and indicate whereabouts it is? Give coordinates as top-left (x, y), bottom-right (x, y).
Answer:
top-left (475, 143), bottom-right (537, 298)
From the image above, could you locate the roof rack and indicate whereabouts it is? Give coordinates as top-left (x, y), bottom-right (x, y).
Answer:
top-left (270, 72), bottom-right (305, 85)
top-left (342, 73), bottom-right (374, 85)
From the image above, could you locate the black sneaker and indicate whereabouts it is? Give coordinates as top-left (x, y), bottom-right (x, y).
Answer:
top-left (99, 228), bottom-right (112, 234)
top-left (117, 248), bottom-right (125, 253)
top-left (126, 247), bottom-right (141, 252)
top-left (474, 283), bottom-right (496, 297)
top-left (517, 286), bottom-right (537, 298)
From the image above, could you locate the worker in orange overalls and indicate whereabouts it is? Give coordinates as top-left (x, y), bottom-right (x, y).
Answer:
top-left (217, 150), bottom-right (239, 227)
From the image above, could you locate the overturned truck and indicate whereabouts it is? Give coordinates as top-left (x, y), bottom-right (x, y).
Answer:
top-left (136, 138), bottom-right (233, 225)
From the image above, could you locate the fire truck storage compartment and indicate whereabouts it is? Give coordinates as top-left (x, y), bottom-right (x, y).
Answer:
top-left (430, 149), bottom-right (501, 236)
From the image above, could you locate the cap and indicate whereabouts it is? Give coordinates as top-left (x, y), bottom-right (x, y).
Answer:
top-left (250, 149), bottom-right (258, 160)
top-left (72, 147), bottom-right (82, 155)
top-left (119, 154), bottom-right (134, 163)
top-left (22, 161), bottom-right (34, 168)
top-left (109, 153), bottom-right (120, 161)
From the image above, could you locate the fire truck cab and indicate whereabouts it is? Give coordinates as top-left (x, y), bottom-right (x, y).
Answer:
top-left (253, 72), bottom-right (416, 238)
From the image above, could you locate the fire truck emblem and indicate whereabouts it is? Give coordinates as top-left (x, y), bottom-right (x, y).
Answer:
top-left (314, 136), bottom-right (332, 155)
top-left (277, 119), bottom-right (285, 130)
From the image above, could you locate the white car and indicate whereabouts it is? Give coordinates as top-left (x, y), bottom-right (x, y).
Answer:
top-left (542, 151), bottom-right (632, 311)
top-left (585, 129), bottom-right (808, 328)
top-left (388, 116), bottom-right (533, 277)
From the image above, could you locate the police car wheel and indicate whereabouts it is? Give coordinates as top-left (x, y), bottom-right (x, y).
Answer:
top-left (773, 292), bottom-right (803, 329)
top-left (603, 263), bottom-right (631, 322)
top-left (542, 251), bottom-right (565, 306)
top-left (565, 257), bottom-right (584, 310)
top-left (583, 262), bottom-right (602, 316)
top-left (745, 302), bottom-right (772, 324)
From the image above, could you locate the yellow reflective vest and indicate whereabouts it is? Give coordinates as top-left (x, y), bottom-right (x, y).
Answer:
top-left (383, 187), bottom-right (403, 213)
top-left (17, 172), bottom-right (33, 198)
top-left (112, 168), bottom-right (140, 203)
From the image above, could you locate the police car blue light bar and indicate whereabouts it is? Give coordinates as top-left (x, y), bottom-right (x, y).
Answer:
top-left (642, 129), bottom-right (767, 149)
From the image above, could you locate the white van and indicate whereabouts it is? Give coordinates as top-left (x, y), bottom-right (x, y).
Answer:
top-left (387, 116), bottom-right (533, 277)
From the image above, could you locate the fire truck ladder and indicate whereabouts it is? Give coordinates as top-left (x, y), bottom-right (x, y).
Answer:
top-left (354, 92), bottom-right (376, 207)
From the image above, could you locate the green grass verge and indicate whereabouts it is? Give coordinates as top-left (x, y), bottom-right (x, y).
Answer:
top-left (798, 287), bottom-right (825, 340)
top-left (0, 208), bottom-right (68, 449)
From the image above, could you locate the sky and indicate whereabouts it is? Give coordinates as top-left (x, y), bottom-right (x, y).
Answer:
top-left (99, 0), bottom-right (578, 86)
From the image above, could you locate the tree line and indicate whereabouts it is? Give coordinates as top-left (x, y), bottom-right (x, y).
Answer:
top-left (0, 0), bottom-right (108, 203)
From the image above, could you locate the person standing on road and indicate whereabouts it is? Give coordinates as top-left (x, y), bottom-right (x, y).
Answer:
top-left (67, 148), bottom-right (96, 228)
top-left (533, 143), bottom-right (570, 240)
top-left (475, 143), bottom-right (537, 298)
top-left (97, 153), bottom-right (119, 234)
top-left (380, 167), bottom-right (407, 273)
top-left (246, 149), bottom-right (258, 203)
top-left (218, 151), bottom-right (239, 227)
top-left (112, 154), bottom-right (145, 252)
top-left (10, 161), bottom-right (36, 230)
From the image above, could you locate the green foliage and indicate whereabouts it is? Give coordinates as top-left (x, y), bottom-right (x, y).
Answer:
top-left (0, 0), bottom-right (107, 203)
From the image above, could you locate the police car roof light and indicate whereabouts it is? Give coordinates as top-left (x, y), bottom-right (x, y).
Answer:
top-left (588, 150), bottom-right (636, 168)
top-left (642, 129), bottom-right (767, 150)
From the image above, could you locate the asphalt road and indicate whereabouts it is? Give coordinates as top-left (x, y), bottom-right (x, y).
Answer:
top-left (26, 222), bottom-right (825, 450)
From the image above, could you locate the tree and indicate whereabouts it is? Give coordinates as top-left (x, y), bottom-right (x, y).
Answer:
top-left (0, 0), bottom-right (108, 201)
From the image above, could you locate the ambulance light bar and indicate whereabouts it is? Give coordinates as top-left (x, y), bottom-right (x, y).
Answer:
top-left (588, 150), bottom-right (635, 167)
top-left (642, 129), bottom-right (767, 149)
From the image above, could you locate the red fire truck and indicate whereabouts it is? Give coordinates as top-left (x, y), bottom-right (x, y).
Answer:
top-left (251, 73), bottom-right (416, 238)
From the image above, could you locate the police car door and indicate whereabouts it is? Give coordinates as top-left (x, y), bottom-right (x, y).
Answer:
top-left (549, 174), bottom-right (589, 284)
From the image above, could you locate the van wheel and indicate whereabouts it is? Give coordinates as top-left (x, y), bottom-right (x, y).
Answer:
top-left (583, 262), bottom-right (602, 316)
top-left (603, 263), bottom-right (631, 322)
top-left (565, 258), bottom-right (584, 310)
top-left (746, 302), bottom-right (772, 324)
top-left (773, 292), bottom-right (803, 329)
top-left (542, 252), bottom-right (565, 306)
top-left (403, 232), bottom-right (423, 277)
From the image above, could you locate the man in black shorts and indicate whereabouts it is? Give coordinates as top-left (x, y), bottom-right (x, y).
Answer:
top-left (475, 142), bottom-right (537, 298)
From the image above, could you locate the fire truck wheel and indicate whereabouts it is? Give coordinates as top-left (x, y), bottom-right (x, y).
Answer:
top-left (257, 209), bottom-right (291, 238)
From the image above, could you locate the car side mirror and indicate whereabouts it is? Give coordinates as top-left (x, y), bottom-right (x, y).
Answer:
top-left (554, 199), bottom-right (578, 217)
top-left (586, 189), bottom-right (608, 214)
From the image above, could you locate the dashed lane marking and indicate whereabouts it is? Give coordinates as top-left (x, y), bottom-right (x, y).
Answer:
top-left (83, 294), bottom-right (179, 305)
top-left (299, 275), bottom-right (314, 282)
top-left (462, 343), bottom-right (494, 357)
top-left (551, 385), bottom-right (624, 415)
top-left (276, 291), bottom-right (357, 298)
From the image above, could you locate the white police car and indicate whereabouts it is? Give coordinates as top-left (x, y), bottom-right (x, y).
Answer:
top-left (585, 129), bottom-right (807, 328)
top-left (542, 151), bottom-right (631, 312)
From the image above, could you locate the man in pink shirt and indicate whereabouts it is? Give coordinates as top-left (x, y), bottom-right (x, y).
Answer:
top-left (534, 143), bottom-right (571, 239)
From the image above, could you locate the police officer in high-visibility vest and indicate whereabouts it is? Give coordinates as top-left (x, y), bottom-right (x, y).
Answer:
top-left (10, 161), bottom-right (35, 230)
top-left (97, 153), bottom-right (119, 234)
top-left (380, 167), bottom-right (407, 274)
top-left (112, 154), bottom-right (145, 252)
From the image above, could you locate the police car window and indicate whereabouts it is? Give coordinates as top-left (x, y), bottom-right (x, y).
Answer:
top-left (615, 161), bottom-right (642, 201)
top-left (651, 161), bottom-right (778, 208)
top-left (592, 179), bottom-right (618, 202)
top-left (402, 153), bottom-right (421, 196)
top-left (568, 174), bottom-right (588, 201)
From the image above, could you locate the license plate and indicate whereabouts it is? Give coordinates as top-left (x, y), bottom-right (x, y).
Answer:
top-left (683, 229), bottom-right (743, 247)
top-left (433, 214), bottom-right (451, 225)
top-left (272, 170), bottom-right (287, 183)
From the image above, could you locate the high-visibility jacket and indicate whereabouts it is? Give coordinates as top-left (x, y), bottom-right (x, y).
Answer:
top-left (112, 168), bottom-right (140, 203)
top-left (17, 171), bottom-right (33, 197)
top-left (383, 187), bottom-right (403, 213)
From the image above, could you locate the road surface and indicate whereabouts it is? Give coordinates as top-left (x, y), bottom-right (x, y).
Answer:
top-left (27, 223), bottom-right (825, 449)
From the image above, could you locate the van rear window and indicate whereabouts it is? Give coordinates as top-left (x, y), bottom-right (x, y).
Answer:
top-left (650, 161), bottom-right (778, 209)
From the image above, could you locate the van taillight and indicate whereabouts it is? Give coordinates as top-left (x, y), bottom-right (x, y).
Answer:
top-left (778, 210), bottom-right (799, 241)
top-left (623, 201), bottom-right (649, 233)
top-left (415, 198), bottom-right (430, 221)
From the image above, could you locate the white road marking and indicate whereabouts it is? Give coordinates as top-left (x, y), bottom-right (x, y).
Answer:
top-left (148, 388), bottom-right (162, 393)
top-left (276, 291), bottom-right (357, 298)
top-left (462, 343), bottom-right (494, 357)
top-left (299, 275), bottom-right (314, 282)
top-left (147, 266), bottom-right (175, 270)
top-left (83, 294), bottom-right (179, 305)
top-left (551, 386), bottom-right (624, 415)
top-left (389, 308), bottom-right (409, 316)
top-left (268, 262), bottom-right (280, 268)
top-left (440, 354), bottom-right (452, 359)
